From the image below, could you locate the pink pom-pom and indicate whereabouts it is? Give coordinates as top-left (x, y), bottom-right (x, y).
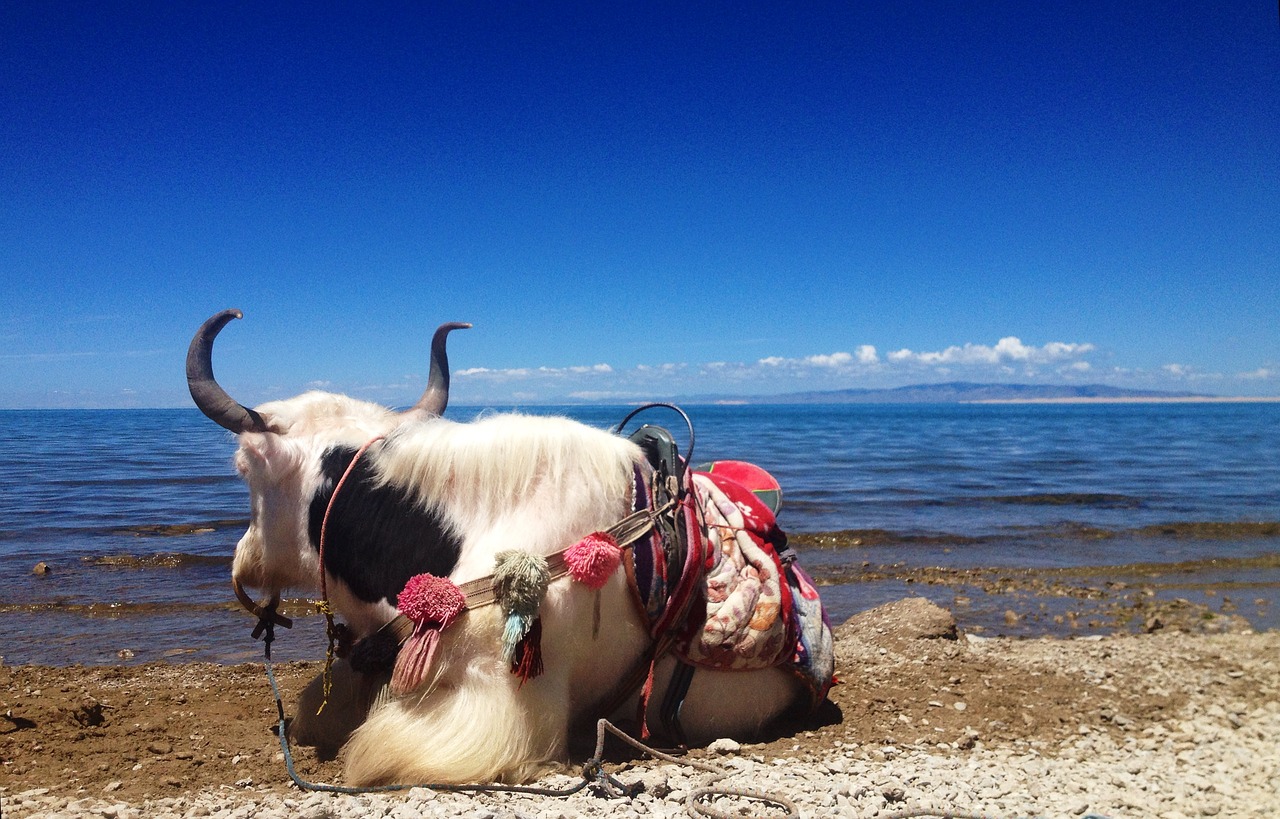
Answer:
top-left (564, 532), bottom-right (622, 590)
top-left (397, 573), bottom-right (466, 625)
top-left (391, 574), bottom-right (467, 695)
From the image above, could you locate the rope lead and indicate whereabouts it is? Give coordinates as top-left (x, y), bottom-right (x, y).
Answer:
top-left (315, 599), bottom-right (340, 714)
top-left (254, 637), bottom-right (1111, 819)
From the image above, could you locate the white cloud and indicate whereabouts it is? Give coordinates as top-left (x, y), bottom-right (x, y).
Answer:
top-left (889, 337), bottom-right (1094, 367)
top-left (805, 352), bottom-right (853, 367)
top-left (456, 366), bottom-right (531, 380)
top-left (1239, 367), bottom-right (1275, 380)
top-left (457, 363), bottom-right (611, 381)
top-left (757, 346), bottom-right (877, 369)
top-left (444, 334), bottom-right (1118, 403)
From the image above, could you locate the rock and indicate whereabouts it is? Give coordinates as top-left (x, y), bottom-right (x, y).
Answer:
top-left (67, 696), bottom-right (108, 728)
top-left (707, 737), bottom-right (742, 755)
top-left (633, 768), bottom-right (672, 797)
top-left (32, 561), bottom-right (51, 575)
top-left (836, 597), bottom-right (959, 649)
top-left (706, 737), bottom-right (747, 757)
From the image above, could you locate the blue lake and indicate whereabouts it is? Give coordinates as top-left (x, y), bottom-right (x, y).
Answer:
top-left (2, 403), bottom-right (1277, 664)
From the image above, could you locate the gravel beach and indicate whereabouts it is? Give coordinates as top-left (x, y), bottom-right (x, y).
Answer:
top-left (3, 599), bottom-right (1277, 819)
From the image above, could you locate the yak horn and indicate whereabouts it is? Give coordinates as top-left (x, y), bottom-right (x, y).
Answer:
top-left (187, 309), bottom-right (272, 434)
top-left (407, 322), bottom-right (472, 417)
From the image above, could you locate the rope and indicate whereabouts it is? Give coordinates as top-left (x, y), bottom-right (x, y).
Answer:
top-left (588, 720), bottom-right (798, 818)
top-left (318, 435), bottom-right (385, 603)
top-left (249, 609), bottom-right (1112, 819)
top-left (252, 608), bottom-right (800, 812)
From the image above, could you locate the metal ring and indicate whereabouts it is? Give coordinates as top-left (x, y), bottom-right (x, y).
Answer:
top-left (232, 577), bottom-right (293, 629)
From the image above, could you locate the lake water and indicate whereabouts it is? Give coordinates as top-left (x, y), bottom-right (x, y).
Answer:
top-left (2, 403), bottom-right (1277, 665)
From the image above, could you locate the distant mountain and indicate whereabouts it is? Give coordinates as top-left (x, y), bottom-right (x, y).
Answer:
top-left (682, 382), bottom-right (1208, 404)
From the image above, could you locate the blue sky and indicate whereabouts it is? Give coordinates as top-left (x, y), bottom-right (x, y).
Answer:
top-left (3, 2), bottom-right (1277, 408)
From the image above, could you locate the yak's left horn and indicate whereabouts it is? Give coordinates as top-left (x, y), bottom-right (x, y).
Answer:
top-left (407, 322), bottom-right (471, 417)
top-left (187, 309), bottom-right (272, 434)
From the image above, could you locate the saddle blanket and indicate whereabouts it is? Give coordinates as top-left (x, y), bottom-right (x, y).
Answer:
top-left (629, 462), bottom-right (835, 708)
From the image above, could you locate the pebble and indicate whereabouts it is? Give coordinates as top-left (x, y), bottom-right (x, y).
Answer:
top-left (705, 737), bottom-right (740, 755)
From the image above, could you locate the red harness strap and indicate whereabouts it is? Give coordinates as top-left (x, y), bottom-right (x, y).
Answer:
top-left (314, 435), bottom-right (385, 708)
top-left (317, 435), bottom-right (386, 602)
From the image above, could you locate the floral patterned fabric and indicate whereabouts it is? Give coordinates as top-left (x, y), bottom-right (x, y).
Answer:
top-left (676, 472), bottom-right (795, 670)
top-left (628, 464), bottom-right (836, 708)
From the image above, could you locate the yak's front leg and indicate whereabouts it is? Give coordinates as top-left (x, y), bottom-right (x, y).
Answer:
top-left (341, 606), bottom-right (571, 786)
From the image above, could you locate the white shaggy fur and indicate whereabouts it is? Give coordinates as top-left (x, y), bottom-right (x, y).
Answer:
top-left (230, 397), bottom-right (804, 786)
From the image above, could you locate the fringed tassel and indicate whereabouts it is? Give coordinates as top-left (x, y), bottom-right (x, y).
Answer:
top-left (493, 550), bottom-right (550, 683)
top-left (390, 573), bottom-right (466, 695)
top-left (316, 601), bottom-right (338, 715)
top-left (510, 616), bottom-right (544, 686)
top-left (391, 624), bottom-right (443, 695)
top-left (500, 609), bottom-right (535, 664)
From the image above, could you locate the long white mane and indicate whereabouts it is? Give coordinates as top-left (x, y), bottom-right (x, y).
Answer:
top-left (373, 413), bottom-right (645, 574)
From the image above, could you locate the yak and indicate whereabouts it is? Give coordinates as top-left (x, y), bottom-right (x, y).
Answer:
top-left (187, 309), bottom-right (832, 786)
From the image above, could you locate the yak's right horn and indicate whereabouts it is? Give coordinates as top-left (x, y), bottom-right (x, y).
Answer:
top-left (406, 322), bottom-right (472, 418)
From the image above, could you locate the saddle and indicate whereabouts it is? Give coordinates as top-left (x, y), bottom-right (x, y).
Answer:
top-left (619, 418), bottom-right (834, 743)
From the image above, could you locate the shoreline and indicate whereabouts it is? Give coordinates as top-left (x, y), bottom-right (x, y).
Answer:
top-left (4, 548), bottom-right (1279, 666)
top-left (965, 396), bottom-right (1280, 404)
top-left (3, 600), bottom-right (1278, 818)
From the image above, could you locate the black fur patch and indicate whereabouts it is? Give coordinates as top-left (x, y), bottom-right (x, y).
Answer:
top-left (308, 445), bottom-right (462, 605)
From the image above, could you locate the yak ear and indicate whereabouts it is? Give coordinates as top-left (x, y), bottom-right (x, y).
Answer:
top-left (237, 431), bottom-right (294, 481)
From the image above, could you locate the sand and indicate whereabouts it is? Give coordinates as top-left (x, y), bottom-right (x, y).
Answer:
top-left (2, 599), bottom-right (1278, 818)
